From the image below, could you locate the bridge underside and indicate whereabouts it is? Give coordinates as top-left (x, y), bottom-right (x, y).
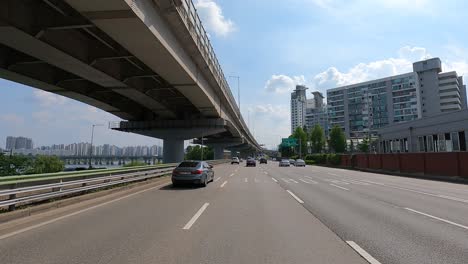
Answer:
top-left (0, 0), bottom-right (260, 163)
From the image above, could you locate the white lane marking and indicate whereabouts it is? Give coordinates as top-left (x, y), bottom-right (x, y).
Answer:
top-left (264, 171), bottom-right (268, 175)
top-left (299, 179), bottom-right (318, 184)
top-left (328, 172), bottom-right (339, 176)
top-left (287, 190), bottom-right (304, 204)
top-left (0, 181), bottom-right (171, 240)
top-left (229, 173), bottom-right (235, 177)
top-left (360, 180), bottom-right (385, 186)
top-left (405, 208), bottom-right (468, 230)
top-left (330, 184), bottom-right (350, 191)
top-left (346, 241), bottom-right (382, 264)
top-left (281, 178), bottom-right (299, 183)
top-left (220, 181), bottom-right (228, 188)
top-left (244, 178), bottom-right (248, 183)
top-left (341, 179), bottom-right (369, 185)
top-left (254, 178), bottom-right (259, 183)
top-left (272, 178), bottom-right (278, 183)
top-left (214, 177), bottom-right (221, 182)
top-left (183, 203), bottom-right (210, 230)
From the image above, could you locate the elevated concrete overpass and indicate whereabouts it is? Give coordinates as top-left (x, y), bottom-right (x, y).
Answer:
top-left (0, 0), bottom-right (260, 162)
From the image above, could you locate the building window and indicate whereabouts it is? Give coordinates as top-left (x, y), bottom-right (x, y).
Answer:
top-left (418, 136), bottom-right (425, 152)
top-left (459, 131), bottom-right (467, 151)
top-left (452, 132), bottom-right (460, 151)
top-left (426, 135), bottom-right (434, 152)
top-left (438, 134), bottom-right (446, 152)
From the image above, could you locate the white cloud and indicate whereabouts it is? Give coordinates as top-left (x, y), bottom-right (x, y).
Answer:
top-left (195, 0), bottom-right (235, 37)
top-left (264, 74), bottom-right (305, 94)
top-left (33, 90), bottom-right (67, 107)
top-left (244, 104), bottom-right (290, 149)
top-left (0, 113), bottom-right (24, 126)
top-left (312, 46), bottom-right (432, 91)
top-left (377, 0), bottom-right (430, 10)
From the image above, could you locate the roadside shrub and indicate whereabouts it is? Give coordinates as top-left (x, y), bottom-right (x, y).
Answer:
top-left (305, 160), bottom-right (315, 165)
top-left (327, 154), bottom-right (341, 166)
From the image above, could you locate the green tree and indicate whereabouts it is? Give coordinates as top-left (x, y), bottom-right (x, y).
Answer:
top-left (292, 127), bottom-right (308, 157)
top-left (349, 140), bottom-right (355, 153)
top-left (357, 138), bottom-right (369, 153)
top-left (0, 153), bottom-right (31, 176)
top-left (310, 124), bottom-right (325, 153)
top-left (185, 145), bottom-right (214, 160)
top-left (27, 155), bottom-right (64, 174)
top-left (329, 125), bottom-right (347, 153)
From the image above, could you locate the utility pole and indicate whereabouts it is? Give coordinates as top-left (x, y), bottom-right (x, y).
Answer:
top-left (89, 124), bottom-right (104, 169)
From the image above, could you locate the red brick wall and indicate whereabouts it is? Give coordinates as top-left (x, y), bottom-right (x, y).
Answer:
top-left (459, 152), bottom-right (468, 178)
top-left (400, 153), bottom-right (425, 174)
top-left (336, 152), bottom-right (468, 178)
top-left (356, 154), bottom-right (368, 169)
top-left (424, 153), bottom-right (459, 176)
top-left (381, 154), bottom-right (400, 171)
top-left (368, 155), bottom-right (382, 169)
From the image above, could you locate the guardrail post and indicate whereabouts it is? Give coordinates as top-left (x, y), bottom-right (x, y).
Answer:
top-left (8, 183), bottom-right (17, 211)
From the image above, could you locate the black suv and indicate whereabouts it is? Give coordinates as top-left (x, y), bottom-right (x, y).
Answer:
top-left (246, 158), bottom-right (256, 167)
top-left (259, 157), bottom-right (267, 164)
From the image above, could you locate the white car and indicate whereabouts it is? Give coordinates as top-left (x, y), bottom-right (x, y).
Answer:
top-left (295, 159), bottom-right (306, 167)
top-left (279, 159), bottom-right (290, 167)
top-left (231, 157), bottom-right (240, 164)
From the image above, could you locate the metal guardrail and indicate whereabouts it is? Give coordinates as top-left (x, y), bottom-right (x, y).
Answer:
top-left (0, 160), bottom-right (229, 211)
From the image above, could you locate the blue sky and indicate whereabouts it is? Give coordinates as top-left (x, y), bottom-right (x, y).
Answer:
top-left (2, 0), bottom-right (468, 149)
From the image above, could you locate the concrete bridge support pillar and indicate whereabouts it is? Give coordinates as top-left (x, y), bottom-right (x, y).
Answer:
top-left (213, 146), bottom-right (225, 160)
top-left (163, 139), bottom-right (184, 163)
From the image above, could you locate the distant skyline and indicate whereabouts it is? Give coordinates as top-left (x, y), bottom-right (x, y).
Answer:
top-left (2, 0), bottom-right (468, 149)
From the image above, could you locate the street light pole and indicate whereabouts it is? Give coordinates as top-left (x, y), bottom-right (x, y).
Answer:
top-left (89, 124), bottom-right (104, 169)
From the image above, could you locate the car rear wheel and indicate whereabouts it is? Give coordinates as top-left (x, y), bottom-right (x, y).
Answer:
top-left (200, 176), bottom-right (207, 187)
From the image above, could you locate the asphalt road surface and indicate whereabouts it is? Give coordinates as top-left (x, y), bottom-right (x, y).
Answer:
top-left (1, 162), bottom-right (467, 264)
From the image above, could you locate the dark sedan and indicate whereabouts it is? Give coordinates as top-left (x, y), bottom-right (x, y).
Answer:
top-left (172, 161), bottom-right (214, 187)
top-left (246, 158), bottom-right (256, 167)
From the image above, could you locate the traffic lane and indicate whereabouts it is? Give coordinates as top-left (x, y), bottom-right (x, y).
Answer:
top-left (282, 165), bottom-right (468, 227)
top-left (171, 165), bottom-right (368, 264)
top-left (310, 165), bottom-right (468, 200)
top-left (0, 164), bottom-right (235, 264)
top-left (272, 166), bottom-right (468, 264)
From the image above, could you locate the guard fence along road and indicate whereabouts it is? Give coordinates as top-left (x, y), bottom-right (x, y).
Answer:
top-left (0, 160), bottom-right (228, 211)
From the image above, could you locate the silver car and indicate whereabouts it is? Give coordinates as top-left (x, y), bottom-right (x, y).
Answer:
top-left (172, 161), bottom-right (214, 187)
top-left (295, 159), bottom-right (306, 167)
top-left (279, 159), bottom-right (290, 167)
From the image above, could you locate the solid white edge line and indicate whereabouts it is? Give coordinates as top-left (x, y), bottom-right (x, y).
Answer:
top-left (182, 202), bottom-right (209, 230)
top-left (220, 181), bottom-right (228, 188)
top-left (346, 241), bottom-right (382, 264)
top-left (405, 208), bottom-right (468, 230)
top-left (272, 178), bottom-right (278, 182)
top-left (330, 183), bottom-right (350, 191)
top-left (287, 190), bottom-right (304, 204)
top-left (0, 181), bottom-right (171, 240)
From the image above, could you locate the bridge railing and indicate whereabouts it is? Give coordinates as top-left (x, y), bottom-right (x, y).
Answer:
top-left (0, 160), bottom-right (229, 211)
top-left (174, 0), bottom-right (257, 147)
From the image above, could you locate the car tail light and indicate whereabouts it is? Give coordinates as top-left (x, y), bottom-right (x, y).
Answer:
top-left (192, 169), bottom-right (203, 174)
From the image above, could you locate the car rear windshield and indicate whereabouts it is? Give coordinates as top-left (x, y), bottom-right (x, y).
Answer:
top-left (178, 162), bottom-right (200, 167)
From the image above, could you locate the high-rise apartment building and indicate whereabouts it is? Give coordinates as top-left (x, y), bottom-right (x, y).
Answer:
top-left (290, 85), bottom-right (308, 133)
top-left (327, 58), bottom-right (467, 139)
top-left (5, 136), bottom-right (33, 150)
top-left (305, 91), bottom-right (329, 136)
